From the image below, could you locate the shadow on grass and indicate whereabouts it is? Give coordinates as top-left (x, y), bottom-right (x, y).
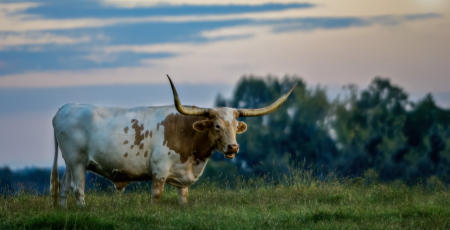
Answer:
top-left (3, 213), bottom-right (115, 230)
top-left (304, 210), bottom-right (358, 223)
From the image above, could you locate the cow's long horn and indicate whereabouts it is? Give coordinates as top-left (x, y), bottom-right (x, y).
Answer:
top-left (237, 83), bottom-right (297, 117)
top-left (167, 75), bottom-right (210, 116)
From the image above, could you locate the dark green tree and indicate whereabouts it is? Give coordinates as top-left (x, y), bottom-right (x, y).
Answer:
top-left (331, 77), bottom-right (409, 177)
top-left (214, 75), bottom-right (337, 177)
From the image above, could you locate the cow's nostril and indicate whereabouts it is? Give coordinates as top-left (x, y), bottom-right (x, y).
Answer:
top-left (228, 144), bottom-right (239, 151)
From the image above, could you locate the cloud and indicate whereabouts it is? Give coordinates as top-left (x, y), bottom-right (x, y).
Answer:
top-left (0, 11), bottom-right (442, 77)
top-left (269, 13), bottom-right (441, 33)
top-left (0, 2), bottom-right (39, 14)
top-left (0, 0), bottom-right (446, 89)
top-left (0, 2), bottom-right (312, 32)
top-left (27, 1), bottom-right (313, 19)
top-left (95, 13), bottom-right (440, 57)
top-left (404, 13), bottom-right (441, 21)
top-left (0, 1), bottom-right (439, 34)
top-left (0, 33), bottom-right (91, 50)
top-left (0, 67), bottom-right (162, 88)
top-left (100, 0), bottom-right (312, 8)
top-left (0, 44), bottom-right (174, 76)
top-left (0, 7), bottom-right (317, 32)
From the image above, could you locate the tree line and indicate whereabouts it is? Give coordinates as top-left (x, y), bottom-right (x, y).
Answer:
top-left (1, 75), bottom-right (449, 194)
top-left (212, 75), bottom-right (449, 184)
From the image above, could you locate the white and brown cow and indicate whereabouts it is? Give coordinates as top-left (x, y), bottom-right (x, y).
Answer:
top-left (50, 75), bottom-right (296, 207)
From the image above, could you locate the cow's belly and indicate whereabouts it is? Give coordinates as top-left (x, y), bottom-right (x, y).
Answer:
top-left (86, 134), bottom-right (153, 182)
top-left (87, 153), bottom-right (152, 182)
top-left (85, 126), bottom-right (209, 187)
top-left (165, 157), bottom-right (209, 187)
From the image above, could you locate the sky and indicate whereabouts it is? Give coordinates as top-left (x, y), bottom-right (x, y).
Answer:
top-left (0, 0), bottom-right (449, 168)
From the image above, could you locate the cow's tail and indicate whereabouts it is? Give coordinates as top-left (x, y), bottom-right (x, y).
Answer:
top-left (50, 130), bottom-right (60, 207)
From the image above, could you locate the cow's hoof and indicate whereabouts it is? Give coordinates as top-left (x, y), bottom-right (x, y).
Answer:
top-left (76, 200), bottom-right (86, 208)
top-left (58, 201), bottom-right (67, 208)
top-left (178, 201), bottom-right (188, 205)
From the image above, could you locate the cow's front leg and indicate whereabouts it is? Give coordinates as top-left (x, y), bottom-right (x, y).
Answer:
top-left (151, 174), bottom-right (166, 204)
top-left (177, 186), bottom-right (188, 205)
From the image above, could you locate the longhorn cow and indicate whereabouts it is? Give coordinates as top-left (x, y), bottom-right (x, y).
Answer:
top-left (50, 75), bottom-right (296, 207)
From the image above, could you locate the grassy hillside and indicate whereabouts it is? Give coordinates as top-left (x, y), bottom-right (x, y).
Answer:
top-left (1, 174), bottom-right (449, 230)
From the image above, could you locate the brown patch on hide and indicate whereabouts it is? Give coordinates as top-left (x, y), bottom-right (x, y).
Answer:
top-left (144, 151), bottom-right (149, 157)
top-left (139, 143), bottom-right (144, 150)
top-left (131, 119), bottom-right (145, 145)
top-left (130, 145), bottom-right (134, 149)
top-left (114, 182), bottom-right (130, 191)
top-left (168, 152), bottom-right (170, 155)
top-left (136, 152), bottom-right (140, 156)
top-left (145, 130), bottom-right (149, 138)
top-left (123, 140), bottom-right (129, 145)
top-left (160, 113), bottom-right (214, 163)
top-left (124, 153), bottom-right (128, 157)
top-left (124, 127), bottom-right (129, 134)
top-left (150, 130), bottom-right (153, 137)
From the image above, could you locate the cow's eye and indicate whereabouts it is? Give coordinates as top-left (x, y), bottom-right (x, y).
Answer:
top-left (215, 124), bottom-right (221, 129)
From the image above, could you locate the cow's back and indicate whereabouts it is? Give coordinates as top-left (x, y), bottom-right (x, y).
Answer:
top-left (52, 103), bottom-right (179, 182)
top-left (53, 104), bottom-right (97, 156)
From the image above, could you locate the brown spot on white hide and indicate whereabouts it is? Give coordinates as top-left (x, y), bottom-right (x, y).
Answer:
top-left (124, 153), bottom-right (128, 157)
top-left (123, 140), bottom-right (129, 145)
top-left (160, 113), bottom-right (215, 163)
top-left (144, 151), bottom-right (149, 157)
top-left (131, 119), bottom-right (145, 145)
top-left (124, 127), bottom-right (129, 134)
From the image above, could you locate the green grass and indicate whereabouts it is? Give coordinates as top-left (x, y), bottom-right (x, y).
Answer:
top-left (1, 175), bottom-right (449, 230)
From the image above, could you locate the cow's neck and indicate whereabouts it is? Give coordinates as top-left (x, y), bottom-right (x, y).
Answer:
top-left (160, 113), bottom-right (215, 163)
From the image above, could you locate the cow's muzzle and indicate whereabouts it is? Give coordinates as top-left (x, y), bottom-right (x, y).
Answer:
top-left (224, 152), bottom-right (235, 159)
top-left (225, 144), bottom-right (239, 159)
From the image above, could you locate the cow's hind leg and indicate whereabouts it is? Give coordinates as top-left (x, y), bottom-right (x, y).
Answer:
top-left (177, 187), bottom-right (188, 205)
top-left (58, 167), bottom-right (71, 208)
top-left (151, 174), bottom-right (166, 204)
top-left (70, 164), bottom-right (87, 207)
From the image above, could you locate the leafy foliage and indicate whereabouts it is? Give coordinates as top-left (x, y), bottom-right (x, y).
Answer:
top-left (215, 75), bottom-right (450, 183)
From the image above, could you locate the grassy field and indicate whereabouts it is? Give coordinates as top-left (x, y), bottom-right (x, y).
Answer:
top-left (1, 174), bottom-right (449, 230)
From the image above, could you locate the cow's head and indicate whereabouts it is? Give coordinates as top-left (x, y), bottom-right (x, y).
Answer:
top-left (167, 75), bottom-right (296, 159)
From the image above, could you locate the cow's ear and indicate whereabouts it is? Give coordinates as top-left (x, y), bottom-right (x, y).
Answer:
top-left (193, 120), bottom-right (213, 132)
top-left (236, 121), bottom-right (247, 134)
